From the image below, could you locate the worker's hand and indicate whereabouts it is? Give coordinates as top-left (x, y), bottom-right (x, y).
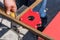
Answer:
top-left (4, 0), bottom-right (17, 14)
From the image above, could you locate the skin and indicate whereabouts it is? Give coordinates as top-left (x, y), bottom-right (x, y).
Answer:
top-left (4, 0), bottom-right (17, 14)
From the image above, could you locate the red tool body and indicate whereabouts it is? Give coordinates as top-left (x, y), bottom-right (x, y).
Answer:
top-left (19, 9), bottom-right (42, 29)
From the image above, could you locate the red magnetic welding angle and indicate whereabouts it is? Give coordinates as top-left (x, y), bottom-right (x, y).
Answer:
top-left (19, 9), bottom-right (42, 29)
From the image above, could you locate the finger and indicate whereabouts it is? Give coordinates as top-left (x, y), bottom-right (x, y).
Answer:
top-left (6, 7), bottom-right (11, 15)
top-left (11, 6), bottom-right (17, 12)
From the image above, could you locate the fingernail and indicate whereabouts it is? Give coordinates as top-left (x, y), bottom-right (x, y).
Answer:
top-left (7, 11), bottom-right (10, 15)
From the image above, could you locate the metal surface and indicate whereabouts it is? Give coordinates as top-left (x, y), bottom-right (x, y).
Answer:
top-left (0, 8), bottom-right (52, 40)
top-left (0, 0), bottom-right (53, 40)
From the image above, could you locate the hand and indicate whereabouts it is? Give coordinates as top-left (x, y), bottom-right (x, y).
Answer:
top-left (4, 0), bottom-right (17, 14)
